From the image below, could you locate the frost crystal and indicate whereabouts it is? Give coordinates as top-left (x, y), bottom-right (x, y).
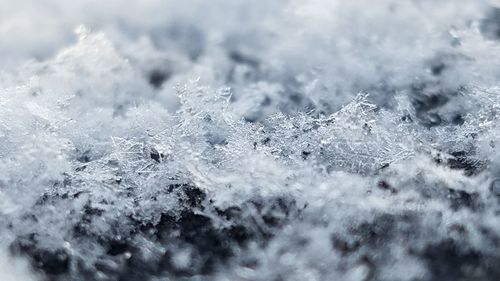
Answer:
top-left (1, 1), bottom-right (500, 281)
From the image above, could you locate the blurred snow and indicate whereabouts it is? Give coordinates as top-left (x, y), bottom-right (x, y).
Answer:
top-left (0, 0), bottom-right (500, 280)
top-left (0, 245), bottom-right (38, 281)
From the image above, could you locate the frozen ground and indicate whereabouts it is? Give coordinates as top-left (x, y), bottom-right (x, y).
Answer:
top-left (1, 0), bottom-right (500, 280)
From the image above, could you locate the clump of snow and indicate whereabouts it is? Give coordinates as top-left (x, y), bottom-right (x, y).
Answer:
top-left (1, 0), bottom-right (500, 280)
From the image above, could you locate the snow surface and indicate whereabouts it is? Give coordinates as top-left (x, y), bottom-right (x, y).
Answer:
top-left (1, 0), bottom-right (500, 280)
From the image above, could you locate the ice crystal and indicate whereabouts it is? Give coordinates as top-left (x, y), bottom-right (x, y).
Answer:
top-left (0, 1), bottom-right (500, 281)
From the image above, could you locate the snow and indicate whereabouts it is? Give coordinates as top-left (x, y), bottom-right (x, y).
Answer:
top-left (0, 0), bottom-right (500, 280)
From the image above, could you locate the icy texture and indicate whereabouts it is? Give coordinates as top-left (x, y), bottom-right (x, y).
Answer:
top-left (1, 0), bottom-right (500, 280)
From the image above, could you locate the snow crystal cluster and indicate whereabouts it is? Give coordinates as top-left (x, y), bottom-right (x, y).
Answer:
top-left (1, 0), bottom-right (500, 280)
